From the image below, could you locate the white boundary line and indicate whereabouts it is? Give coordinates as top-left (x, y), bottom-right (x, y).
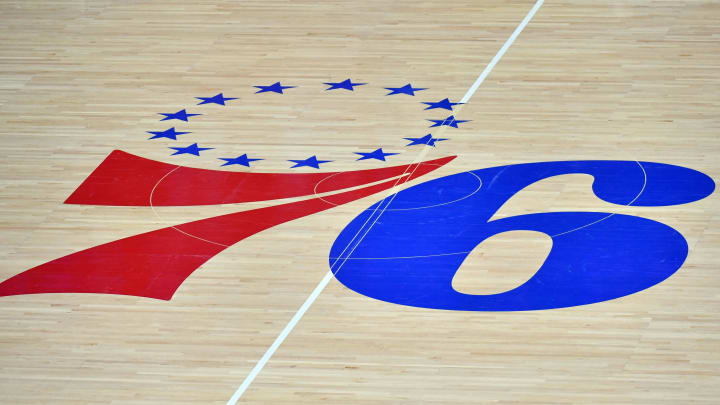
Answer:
top-left (226, 271), bottom-right (334, 405)
top-left (149, 166), bottom-right (232, 248)
top-left (550, 161), bottom-right (647, 237)
top-left (226, 1), bottom-right (544, 402)
top-left (461, 0), bottom-right (545, 104)
top-left (316, 170), bottom-right (483, 212)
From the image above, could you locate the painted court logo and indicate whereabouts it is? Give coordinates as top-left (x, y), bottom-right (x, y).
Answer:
top-left (0, 80), bottom-right (715, 311)
top-left (331, 160), bottom-right (715, 310)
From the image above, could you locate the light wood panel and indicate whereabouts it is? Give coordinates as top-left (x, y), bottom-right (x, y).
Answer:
top-left (1, 0), bottom-right (718, 404)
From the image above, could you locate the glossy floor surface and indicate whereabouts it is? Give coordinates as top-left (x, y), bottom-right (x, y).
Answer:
top-left (1, 1), bottom-right (719, 404)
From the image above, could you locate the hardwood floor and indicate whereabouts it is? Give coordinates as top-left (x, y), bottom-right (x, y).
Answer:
top-left (1, 0), bottom-right (718, 403)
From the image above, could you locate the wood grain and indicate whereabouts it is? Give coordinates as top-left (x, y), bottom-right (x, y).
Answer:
top-left (1, 0), bottom-right (718, 403)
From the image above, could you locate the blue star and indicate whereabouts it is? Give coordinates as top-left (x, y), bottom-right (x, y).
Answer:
top-left (169, 143), bottom-right (214, 156)
top-left (254, 82), bottom-right (296, 94)
top-left (324, 79), bottom-right (366, 91)
top-left (288, 156), bottom-right (333, 169)
top-left (384, 83), bottom-right (427, 96)
top-left (159, 109), bottom-right (202, 122)
top-left (147, 127), bottom-right (191, 140)
top-left (354, 148), bottom-right (400, 161)
top-left (196, 93), bottom-right (238, 105)
top-left (404, 134), bottom-right (448, 147)
top-left (428, 115), bottom-right (470, 128)
top-left (422, 98), bottom-right (462, 111)
top-left (219, 154), bottom-right (264, 167)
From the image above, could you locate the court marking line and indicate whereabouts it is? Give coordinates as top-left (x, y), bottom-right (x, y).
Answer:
top-left (330, 162), bottom-right (646, 257)
top-left (227, 162), bottom-right (418, 405)
top-left (225, 1), bottom-right (545, 403)
top-left (377, 171), bottom-right (483, 211)
top-left (330, 251), bottom-right (470, 260)
top-left (312, 161), bottom-right (445, 207)
top-left (149, 166), bottom-right (231, 248)
top-left (460, 0), bottom-right (545, 104)
top-left (147, 166), bottom-right (412, 246)
top-left (315, 169), bottom-right (483, 211)
top-left (550, 161), bottom-right (647, 238)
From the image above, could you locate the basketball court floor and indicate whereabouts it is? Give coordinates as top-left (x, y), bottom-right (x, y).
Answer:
top-left (1, 0), bottom-right (719, 403)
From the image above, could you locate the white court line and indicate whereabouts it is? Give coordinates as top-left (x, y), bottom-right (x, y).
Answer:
top-left (316, 170), bottom-right (483, 212)
top-left (550, 161), bottom-right (647, 238)
top-left (226, 1), bottom-right (544, 403)
top-left (461, 0), bottom-right (545, 104)
top-left (226, 271), bottom-right (335, 405)
top-left (149, 166), bottom-right (231, 248)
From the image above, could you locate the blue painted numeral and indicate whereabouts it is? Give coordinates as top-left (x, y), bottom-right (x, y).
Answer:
top-left (329, 161), bottom-right (714, 311)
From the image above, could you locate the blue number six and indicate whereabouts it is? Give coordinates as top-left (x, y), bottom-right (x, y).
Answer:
top-left (329, 161), bottom-right (714, 311)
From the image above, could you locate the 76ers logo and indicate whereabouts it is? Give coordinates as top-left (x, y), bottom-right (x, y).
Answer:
top-left (0, 152), bottom-right (714, 311)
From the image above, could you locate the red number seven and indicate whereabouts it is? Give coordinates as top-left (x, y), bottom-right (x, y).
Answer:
top-left (0, 150), bottom-right (454, 300)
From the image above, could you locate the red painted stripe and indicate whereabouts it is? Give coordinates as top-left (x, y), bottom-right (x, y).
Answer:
top-left (65, 150), bottom-right (455, 206)
top-left (1, 155), bottom-right (454, 300)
